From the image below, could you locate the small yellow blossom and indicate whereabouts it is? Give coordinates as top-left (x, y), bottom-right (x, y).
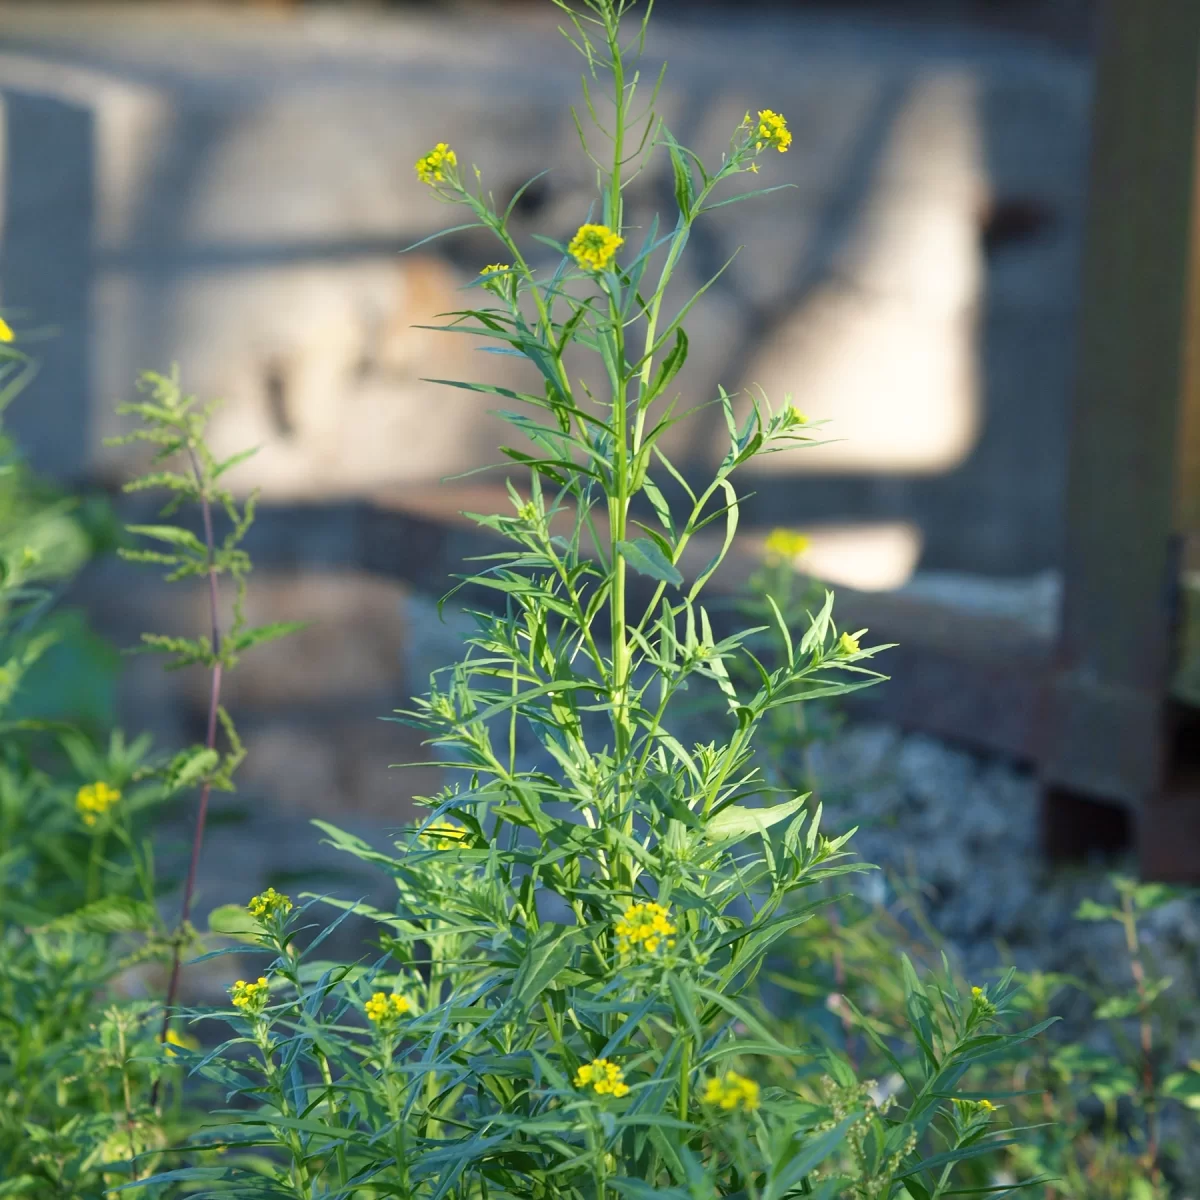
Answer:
top-left (480, 263), bottom-right (512, 300)
top-left (955, 1096), bottom-right (998, 1123)
top-left (574, 1058), bottom-right (630, 1098)
top-left (614, 901), bottom-right (677, 956)
top-left (702, 1070), bottom-right (760, 1113)
top-left (247, 887), bottom-right (293, 921)
top-left (754, 109), bottom-right (792, 153)
top-left (365, 991), bottom-right (411, 1024)
top-left (763, 528), bottom-right (811, 564)
top-left (568, 223), bottom-right (624, 272)
top-left (229, 977), bottom-right (270, 1013)
top-left (421, 819), bottom-right (469, 850)
top-left (415, 142), bottom-right (457, 185)
top-left (787, 405), bottom-right (809, 425)
top-left (160, 1027), bottom-right (200, 1056)
top-left (747, 162), bottom-right (760, 174)
top-left (838, 631), bottom-right (861, 656)
top-left (970, 984), bottom-right (996, 1016)
top-left (76, 781), bottom-right (121, 827)
top-left (0, 318), bottom-right (13, 342)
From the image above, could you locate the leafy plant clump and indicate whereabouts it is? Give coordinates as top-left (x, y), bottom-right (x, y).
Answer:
top-left (137, 2), bottom-right (1053, 1195)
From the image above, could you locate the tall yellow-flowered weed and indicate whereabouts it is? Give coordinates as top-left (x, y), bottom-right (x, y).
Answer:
top-left (136, 2), bottom-right (1054, 1196)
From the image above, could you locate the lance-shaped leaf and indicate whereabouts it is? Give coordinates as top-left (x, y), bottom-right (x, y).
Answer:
top-left (617, 538), bottom-right (683, 588)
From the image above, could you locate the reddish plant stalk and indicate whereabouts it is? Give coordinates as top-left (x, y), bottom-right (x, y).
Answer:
top-left (155, 448), bottom-right (223, 1087)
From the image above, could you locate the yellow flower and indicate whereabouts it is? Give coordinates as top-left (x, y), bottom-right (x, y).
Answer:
top-left (574, 1058), bottom-right (630, 1098)
top-left (838, 631), bottom-right (861, 656)
top-left (415, 142), bottom-right (457, 185)
top-left (480, 263), bottom-right (511, 297)
top-left (365, 991), bottom-right (411, 1024)
top-left (754, 109), bottom-right (792, 153)
top-left (702, 1069), bottom-right (760, 1113)
top-left (787, 405), bottom-right (809, 425)
top-left (763, 528), bottom-right (811, 564)
top-left (970, 984), bottom-right (996, 1016)
top-left (229, 977), bottom-right (270, 1013)
top-left (955, 1096), bottom-right (998, 1124)
top-left (568, 223), bottom-right (624, 272)
top-left (0, 317), bottom-right (13, 342)
top-left (160, 1027), bottom-right (200, 1056)
top-left (421, 819), bottom-right (469, 850)
top-left (76, 781), bottom-right (121, 827)
top-left (614, 901), bottom-right (676, 957)
top-left (247, 887), bottom-right (293, 921)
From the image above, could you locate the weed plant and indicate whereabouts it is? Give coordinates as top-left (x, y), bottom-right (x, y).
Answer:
top-left (8, 0), bottom-right (1192, 1196)
top-left (137, 2), bottom-right (1051, 1195)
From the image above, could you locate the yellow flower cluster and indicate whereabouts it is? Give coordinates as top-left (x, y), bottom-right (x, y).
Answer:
top-left (614, 901), bottom-right (676, 956)
top-left (702, 1069), bottom-right (760, 1113)
top-left (247, 887), bottom-right (293, 921)
top-left (421, 819), bottom-right (469, 850)
top-left (574, 1058), bottom-right (630, 1098)
top-left (0, 317), bottom-right (13, 342)
top-left (763, 528), bottom-right (810, 564)
top-left (568, 223), bottom-right (624, 272)
top-left (415, 142), bottom-right (457, 185)
top-left (365, 991), bottom-right (411, 1024)
top-left (954, 1095), bottom-right (998, 1124)
top-left (480, 263), bottom-right (511, 297)
top-left (230, 977), bottom-right (270, 1013)
top-left (970, 984), bottom-right (996, 1016)
top-left (754, 109), bottom-right (792, 153)
top-left (76, 781), bottom-right (121, 827)
top-left (838, 631), bottom-right (861, 656)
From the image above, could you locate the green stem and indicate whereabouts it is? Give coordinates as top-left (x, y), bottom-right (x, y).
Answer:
top-left (677, 1037), bottom-right (691, 1123)
top-left (85, 830), bottom-right (102, 904)
top-left (602, 10), bottom-right (636, 897)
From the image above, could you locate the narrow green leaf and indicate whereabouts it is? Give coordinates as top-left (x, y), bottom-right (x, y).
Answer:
top-left (706, 794), bottom-right (809, 842)
top-left (617, 538), bottom-right (683, 588)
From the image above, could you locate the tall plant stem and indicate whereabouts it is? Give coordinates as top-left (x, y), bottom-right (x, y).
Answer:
top-left (154, 446), bottom-right (223, 1086)
top-left (604, 14), bottom-right (636, 897)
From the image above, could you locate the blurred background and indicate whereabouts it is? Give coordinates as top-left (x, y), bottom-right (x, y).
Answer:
top-left (5, 0), bottom-right (1200, 994)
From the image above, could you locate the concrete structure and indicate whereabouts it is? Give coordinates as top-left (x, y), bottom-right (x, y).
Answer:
top-left (0, 2), bottom-right (1090, 575)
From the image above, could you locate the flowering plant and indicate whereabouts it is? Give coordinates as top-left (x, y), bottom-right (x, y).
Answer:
top-left (134, 1), bottom-right (1054, 1196)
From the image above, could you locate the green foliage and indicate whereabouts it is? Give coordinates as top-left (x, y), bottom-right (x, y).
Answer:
top-left (5, 2), bottom-right (1194, 1197)
top-left (0, 340), bottom-right (182, 1194)
top-left (107, 367), bottom-right (304, 676)
top-left (0, 358), bottom-right (296, 1193)
top-left (132, 2), bottom-right (1049, 1196)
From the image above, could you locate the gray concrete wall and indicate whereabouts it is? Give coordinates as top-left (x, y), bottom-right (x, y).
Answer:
top-left (0, 2), bottom-right (1090, 574)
